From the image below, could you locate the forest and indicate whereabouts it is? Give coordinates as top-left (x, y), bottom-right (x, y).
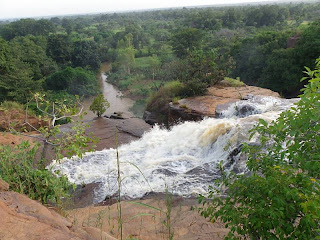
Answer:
top-left (1, 2), bottom-right (320, 107)
top-left (0, 1), bottom-right (320, 239)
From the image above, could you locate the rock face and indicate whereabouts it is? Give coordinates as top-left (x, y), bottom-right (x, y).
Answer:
top-left (0, 180), bottom-right (116, 240)
top-left (68, 197), bottom-right (229, 240)
top-left (168, 82), bottom-right (280, 123)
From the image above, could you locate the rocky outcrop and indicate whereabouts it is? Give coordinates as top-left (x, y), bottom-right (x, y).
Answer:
top-left (68, 197), bottom-right (228, 240)
top-left (168, 82), bottom-right (280, 123)
top-left (0, 180), bottom-right (116, 240)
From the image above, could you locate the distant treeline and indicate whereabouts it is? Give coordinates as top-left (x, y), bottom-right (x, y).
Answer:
top-left (0, 2), bottom-right (320, 104)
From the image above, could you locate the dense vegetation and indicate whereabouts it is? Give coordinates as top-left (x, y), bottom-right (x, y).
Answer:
top-left (1, 2), bottom-right (320, 107)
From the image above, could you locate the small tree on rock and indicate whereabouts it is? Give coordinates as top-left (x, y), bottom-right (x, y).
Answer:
top-left (90, 94), bottom-right (110, 117)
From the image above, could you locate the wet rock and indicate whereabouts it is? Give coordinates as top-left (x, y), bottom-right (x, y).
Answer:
top-left (109, 112), bottom-right (125, 119)
top-left (236, 104), bottom-right (259, 117)
top-left (223, 144), bottom-right (247, 174)
top-left (224, 145), bottom-right (242, 170)
top-left (0, 179), bottom-right (9, 191)
top-left (152, 168), bottom-right (178, 176)
top-left (71, 182), bottom-right (101, 209)
top-left (168, 102), bottom-right (203, 124)
top-left (215, 101), bottom-right (237, 118)
top-left (143, 111), bottom-right (158, 125)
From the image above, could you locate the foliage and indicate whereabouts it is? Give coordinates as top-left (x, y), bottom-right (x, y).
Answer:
top-left (29, 93), bottom-right (97, 159)
top-left (0, 19), bottom-right (55, 41)
top-left (0, 141), bottom-right (73, 205)
top-left (71, 39), bottom-right (101, 70)
top-left (231, 31), bottom-right (289, 86)
top-left (181, 79), bottom-right (208, 97)
top-left (116, 34), bottom-right (136, 75)
top-left (171, 28), bottom-right (205, 58)
top-left (146, 81), bottom-right (184, 112)
top-left (89, 94), bottom-right (110, 117)
top-left (223, 77), bottom-right (245, 87)
top-left (45, 67), bottom-right (99, 97)
top-left (46, 34), bottom-right (72, 65)
top-left (0, 36), bottom-right (49, 102)
top-left (199, 59), bottom-right (320, 239)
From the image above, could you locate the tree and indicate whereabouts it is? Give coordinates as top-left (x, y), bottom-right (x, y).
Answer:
top-left (46, 34), bottom-right (72, 65)
top-left (71, 40), bottom-right (100, 70)
top-left (116, 34), bottom-right (135, 74)
top-left (89, 94), bottom-right (110, 117)
top-left (0, 19), bottom-right (55, 41)
top-left (199, 58), bottom-right (320, 239)
top-left (0, 37), bottom-right (43, 103)
top-left (45, 67), bottom-right (99, 97)
top-left (25, 93), bottom-right (97, 159)
top-left (170, 28), bottom-right (205, 58)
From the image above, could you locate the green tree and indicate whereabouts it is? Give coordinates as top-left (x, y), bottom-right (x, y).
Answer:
top-left (171, 28), bottom-right (205, 58)
top-left (116, 34), bottom-right (135, 74)
top-left (0, 37), bottom-right (43, 102)
top-left (71, 39), bottom-right (100, 70)
top-left (45, 67), bottom-right (99, 97)
top-left (89, 94), bottom-right (110, 117)
top-left (46, 34), bottom-right (72, 65)
top-left (0, 19), bottom-right (55, 41)
top-left (199, 58), bottom-right (320, 239)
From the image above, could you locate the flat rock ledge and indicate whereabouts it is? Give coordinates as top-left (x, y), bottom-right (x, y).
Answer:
top-left (0, 179), bottom-right (116, 240)
top-left (169, 83), bottom-right (280, 122)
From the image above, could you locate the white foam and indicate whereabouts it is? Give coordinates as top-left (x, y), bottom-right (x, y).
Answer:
top-left (50, 97), bottom-right (298, 203)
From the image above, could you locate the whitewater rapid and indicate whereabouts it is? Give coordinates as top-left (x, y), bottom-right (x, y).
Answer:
top-left (50, 96), bottom-right (298, 203)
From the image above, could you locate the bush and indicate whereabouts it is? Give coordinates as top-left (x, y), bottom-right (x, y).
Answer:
top-left (146, 81), bottom-right (184, 112)
top-left (45, 67), bottom-right (99, 97)
top-left (181, 78), bottom-right (207, 97)
top-left (89, 94), bottom-right (110, 117)
top-left (223, 77), bottom-right (245, 87)
top-left (199, 58), bottom-right (320, 239)
top-left (0, 141), bottom-right (73, 205)
top-left (0, 101), bottom-right (25, 111)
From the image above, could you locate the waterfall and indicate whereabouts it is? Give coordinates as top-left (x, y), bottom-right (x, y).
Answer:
top-left (50, 96), bottom-right (298, 203)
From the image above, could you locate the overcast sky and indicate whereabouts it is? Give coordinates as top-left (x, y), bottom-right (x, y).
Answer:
top-left (0, 0), bottom-right (286, 19)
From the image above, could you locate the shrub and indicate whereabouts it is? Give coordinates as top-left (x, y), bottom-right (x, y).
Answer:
top-left (0, 141), bottom-right (73, 205)
top-left (90, 94), bottom-right (110, 117)
top-left (146, 81), bottom-right (184, 112)
top-left (223, 77), bottom-right (245, 87)
top-left (181, 78), bottom-right (207, 97)
top-left (45, 67), bottom-right (99, 97)
top-left (0, 101), bottom-right (25, 111)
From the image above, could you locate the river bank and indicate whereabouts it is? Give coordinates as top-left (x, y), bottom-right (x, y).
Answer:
top-left (71, 62), bottom-right (151, 151)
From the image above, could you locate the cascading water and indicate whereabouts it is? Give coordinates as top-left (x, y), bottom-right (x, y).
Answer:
top-left (50, 96), bottom-right (298, 203)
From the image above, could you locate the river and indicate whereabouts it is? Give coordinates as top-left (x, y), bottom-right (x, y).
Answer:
top-left (81, 62), bottom-right (134, 121)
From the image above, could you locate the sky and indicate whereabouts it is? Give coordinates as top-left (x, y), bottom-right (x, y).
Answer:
top-left (0, 0), bottom-right (281, 19)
